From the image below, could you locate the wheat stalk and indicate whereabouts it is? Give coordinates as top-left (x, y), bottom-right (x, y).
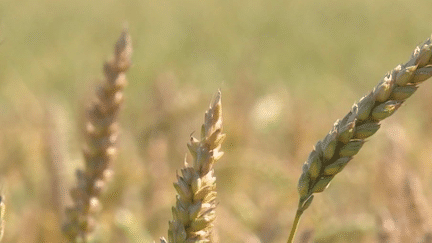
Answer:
top-left (288, 34), bottom-right (432, 243)
top-left (62, 29), bottom-right (132, 242)
top-left (165, 90), bottom-right (225, 243)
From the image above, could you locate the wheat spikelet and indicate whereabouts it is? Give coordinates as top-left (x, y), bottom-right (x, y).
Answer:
top-left (288, 34), bottom-right (432, 242)
top-left (167, 90), bottom-right (225, 243)
top-left (62, 29), bottom-right (132, 242)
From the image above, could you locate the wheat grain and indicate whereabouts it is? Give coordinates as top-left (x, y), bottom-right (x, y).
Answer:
top-left (288, 34), bottom-right (432, 243)
top-left (167, 90), bottom-right (225, 243)
top-left (62, 28), bottom-right (132, 242)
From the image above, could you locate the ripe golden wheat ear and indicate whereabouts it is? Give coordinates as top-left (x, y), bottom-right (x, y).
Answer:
top-left (162, 90), bottom-right (225, 243)
top-left (62, 29), bottom-right (132, 242)
top-left (288, 34), bottom-right (432, 243)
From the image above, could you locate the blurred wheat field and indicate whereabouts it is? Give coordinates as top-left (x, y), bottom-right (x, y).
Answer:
top-left (1, 0), bottom-right (432, 242)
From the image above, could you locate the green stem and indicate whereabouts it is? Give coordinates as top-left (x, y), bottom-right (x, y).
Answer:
top-left (287, 208), bottom-right (304, 243)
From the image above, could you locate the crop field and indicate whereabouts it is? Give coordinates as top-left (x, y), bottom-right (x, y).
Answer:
top-left (0, 0), bottom-right (431, 242)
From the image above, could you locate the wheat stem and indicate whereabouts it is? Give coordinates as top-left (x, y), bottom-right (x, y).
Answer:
top-left (288, 34), bottom-right (432, 242)
top-left (287, 208), bottom-right (304, 243)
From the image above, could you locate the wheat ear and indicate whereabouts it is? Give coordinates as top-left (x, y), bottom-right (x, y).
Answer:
top-left (287, 34), bottom-right (432, 243)
top-left (166, 90), bottom-right (225, 243)
top-left (62, 29), bottom-right (132, 242)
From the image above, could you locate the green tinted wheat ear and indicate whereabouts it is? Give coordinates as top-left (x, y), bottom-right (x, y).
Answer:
top-left (167, 90), bottom-right (225, 243)
top-left (62, 29), bottom-right (132, 242)
top-left (287, 35), bottom-right (432, 243)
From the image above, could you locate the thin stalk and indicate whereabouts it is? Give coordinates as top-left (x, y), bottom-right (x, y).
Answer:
top-left (287, 209), bottom-right (304, 243)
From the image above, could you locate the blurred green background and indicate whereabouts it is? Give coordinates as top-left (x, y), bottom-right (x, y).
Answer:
top-left (0, 0), bottom-right (432, 242)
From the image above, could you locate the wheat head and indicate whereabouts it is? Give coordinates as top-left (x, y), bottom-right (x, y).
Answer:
top-left (288, 34), bottom-right (432, 242)
top-left (166, 90), bottom-right (225, 243)
top-left (62, 29), bottom-right (132, 242)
